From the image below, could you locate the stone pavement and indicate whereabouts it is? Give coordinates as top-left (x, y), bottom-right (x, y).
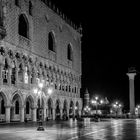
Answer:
top-left (0, 119), bottom-right (140, 140)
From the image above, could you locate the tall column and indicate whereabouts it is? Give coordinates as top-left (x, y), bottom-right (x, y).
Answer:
top-left (15, 67), bottom-right (18, 86)
top-left (8, 67), bottom-right (11, 86)
top-left (60, 107), bottom-right (63, 120)
top-left (43, 107), bottom-right (46, 121)
top-left (127, 69), bottom-right (136, 117)
top-left (5, 106), bottom-right (11, 123)
top-left (20, 106), bottom-right (25, 122)
top-left (32, 107), bottom-right (37, 122)
top-left (52, 107), bottom-right (56, 120)
top-left (67, 108), bottom-right (69, 119)
top-left (78, 109), bottom-right (81, 117)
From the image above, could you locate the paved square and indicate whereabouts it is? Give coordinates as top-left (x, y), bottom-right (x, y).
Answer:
top-left (0, 119), bottom-right (140, 140)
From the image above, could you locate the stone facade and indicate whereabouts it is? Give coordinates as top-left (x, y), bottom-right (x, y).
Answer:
top-left (0, 0), bottom-right (82, 122)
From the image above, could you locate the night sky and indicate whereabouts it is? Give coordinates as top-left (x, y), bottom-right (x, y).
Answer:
top-left (50, 0), bottom-right (139, 110)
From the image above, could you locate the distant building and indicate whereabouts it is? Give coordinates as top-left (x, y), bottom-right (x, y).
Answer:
top-left (0, 0), bottom-right (82, 122)
top-left (84, 89), bottom-right (89, 107)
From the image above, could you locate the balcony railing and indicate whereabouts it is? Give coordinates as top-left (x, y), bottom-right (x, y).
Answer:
top-left (67, 60), bottom-right (72, 68)
top-left (19, 35), bottom-right (31, 50)
top-left (48, 50), bottom-right (56, 61)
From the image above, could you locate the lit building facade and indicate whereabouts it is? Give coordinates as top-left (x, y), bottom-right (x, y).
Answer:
top-left (0, 0), bottom-right (82, 122)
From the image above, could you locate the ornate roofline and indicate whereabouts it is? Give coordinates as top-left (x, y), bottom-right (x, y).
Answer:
top-left (40, 0), bottom-right (82, 35)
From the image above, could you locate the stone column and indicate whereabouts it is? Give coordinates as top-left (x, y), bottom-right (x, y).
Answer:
top-left (8, 67), bottom-right (11, 86)
top-left (43, 107), bottom-right (46, 121)
top-left (60, 107), bottom-right (63, 120)
top-left (127, 70), bottom-right (136, 116)
top-left (73, 107), bottom-right (75, 117)
top-left (32, 107), bottom-right (37, 122)
top-left (67, 108), bottom-right (69, 119)
top-left (5, 106), bottom-right (10, 123)
top-left (20, 106), bottom-right (25, 122)
top-left (15, 67), bottom-right (18, 86)
top-left (78, 109), bottom-right (81, 117)
top-left (52, 107), bottom-right (56, 120)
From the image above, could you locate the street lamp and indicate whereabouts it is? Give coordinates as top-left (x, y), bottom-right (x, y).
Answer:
top-left (33, 79), bottom-right (53, 131)
top-left (91, 96), bottom-right (104, 115)
top-left (112, 101), bottom-right (122, 118)
top-left (84, 106), bottom-right (91, 116)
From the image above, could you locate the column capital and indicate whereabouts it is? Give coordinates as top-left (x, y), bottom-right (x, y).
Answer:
top-left (5, 105), bottom-right (11, 108)
top-left (127, 73), bottom-right (136, 80)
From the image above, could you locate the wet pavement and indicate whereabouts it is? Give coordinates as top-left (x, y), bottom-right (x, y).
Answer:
top-left (0, 119), bottom-right (140, 140)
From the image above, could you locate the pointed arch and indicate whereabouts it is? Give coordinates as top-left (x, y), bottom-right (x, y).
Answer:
top-left (0, 91), bottom-right (8, 107)
top-left (67, 43), bottom-right (73, 61)
top-left (48, 31), bottom-right (56, 52)
top-left (18, 14), bottom-right (29, 38)
top-left (25, 95), bottom-right (34, 116)
top-left (11, 92), bottom-right (24, 108)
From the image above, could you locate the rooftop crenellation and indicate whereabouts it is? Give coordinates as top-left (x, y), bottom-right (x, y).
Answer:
top-left (40, 0), bottom-right (82, 35)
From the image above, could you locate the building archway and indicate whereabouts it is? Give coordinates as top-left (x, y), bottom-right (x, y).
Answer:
top-left (37, 98), bottom-right (45, 121)
top-left (69, 101), bottom-right (74, 118)
top-left (47, 98), bottom-right (53, 120)
top-left (11, 93), bottom-right (23, 122)
top-left (63, 99), bottom-right (68, 120)
top-left (0, 92), bottom-right (7, 122)
top-left (75, 101), bottom-right (79, 119)
top-left (55, 99), bottom-right (61, 120)
top-left (25, 95), bottom-right (34, 121)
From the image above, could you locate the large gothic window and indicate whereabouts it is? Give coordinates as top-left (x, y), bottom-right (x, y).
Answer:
top-left (67, 44), bottom-right (73, 61)
top-left (18, 14), bottom-right (29, 38)
top-left (48, 32), bottom-right (56, 52)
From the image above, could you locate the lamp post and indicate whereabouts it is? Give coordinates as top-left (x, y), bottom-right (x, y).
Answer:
top-left (33, 79), bottom-right (53, 131)
top-left (84, 106), bottom-right (91, 116)
top-left (91, 96), bottom-right (104, 115)
top-left (112, 101), bottom-right (122, 118)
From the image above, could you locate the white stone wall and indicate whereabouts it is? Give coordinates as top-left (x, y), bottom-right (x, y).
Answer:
top-left (0, 0), bottom-right (82, 122)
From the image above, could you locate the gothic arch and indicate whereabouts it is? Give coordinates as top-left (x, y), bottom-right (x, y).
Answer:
top-left (25, 95), bottom-right (34, 108)
top-left (48, 31), bottom-right (56, 52)
top-left (18, 14), bottom-right (29, 39)
top-left (0, 91), bottom-right (9, 106)
top-left (11, 92), bottom-right (24, 107)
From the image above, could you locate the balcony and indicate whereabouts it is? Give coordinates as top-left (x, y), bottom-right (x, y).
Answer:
top-left (18, 35), bottom-right (31, 50)
top-left (67, 60), bottom-right (72, 68)
top-left (48, 50), bottom-right (56, 61)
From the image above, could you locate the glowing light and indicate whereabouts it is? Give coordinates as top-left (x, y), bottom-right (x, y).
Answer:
top-left (24, 72), bottom-right (28, 84)
top-left (100, 100), bottom-right (104, 104)
top-left (95, 96), bottom-right (98, 100)
top-left (33, 88), bottom-right (38, 94)
top-left (48, 88), bottom-right (53, 95)
top-left (91, 100), bottom-right (97, 104)
top-left (38, 82), bottom-right (43, 88)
